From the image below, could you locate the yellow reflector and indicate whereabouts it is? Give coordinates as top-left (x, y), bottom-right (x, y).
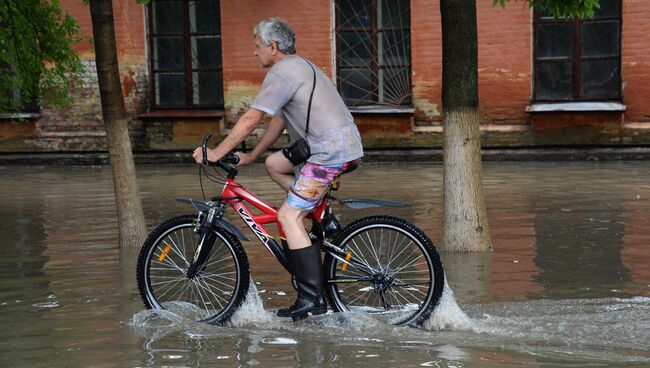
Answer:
top-left (159, 244), bottom-right (172, 262)
top-left (341, 252), bottom-right (353, 271)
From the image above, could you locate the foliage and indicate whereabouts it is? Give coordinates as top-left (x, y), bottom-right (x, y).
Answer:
top-left (493, 0), bottom-right (601, 18)
top-left (0, 0), bottom-right (85, 113)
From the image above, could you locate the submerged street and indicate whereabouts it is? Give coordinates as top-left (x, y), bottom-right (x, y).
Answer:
top-left (1, 162), bottom-right (649, 367)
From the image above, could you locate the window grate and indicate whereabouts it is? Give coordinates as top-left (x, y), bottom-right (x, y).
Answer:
top-left (335, 0), bottom-right (412, 107)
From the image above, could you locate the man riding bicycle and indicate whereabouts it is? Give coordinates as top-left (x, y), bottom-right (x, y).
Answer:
top-left (192, 18), bottom-right (363, 319)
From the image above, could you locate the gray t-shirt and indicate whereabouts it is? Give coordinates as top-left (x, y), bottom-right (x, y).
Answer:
top-left (251, 55), bottom-right (363, 165)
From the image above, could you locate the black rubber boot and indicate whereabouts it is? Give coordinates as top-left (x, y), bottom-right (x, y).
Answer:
top-left (276, 243), bottom-right (326, 320)
top-left (281, 239), bottom-right (294, 275)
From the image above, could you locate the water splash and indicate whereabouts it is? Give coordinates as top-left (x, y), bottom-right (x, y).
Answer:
top-left (422, 280), bottom-right (474, 331)
top-left (228, 280), bottom-right (276, 327)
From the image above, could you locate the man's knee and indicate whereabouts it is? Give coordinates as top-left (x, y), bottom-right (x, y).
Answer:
top-left (278, 204), bottom-right (303, 227)
top-left (265, 153), bottom-right (286, 176)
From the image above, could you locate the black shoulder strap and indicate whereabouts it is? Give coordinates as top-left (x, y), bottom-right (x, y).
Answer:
top-left (301, 57), bottom-right (317, 136)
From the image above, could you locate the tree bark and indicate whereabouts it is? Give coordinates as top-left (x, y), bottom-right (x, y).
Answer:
top-left (89, 0), bottom-right (146, 248)
top-left (440, 0), bottom-right (492, 251)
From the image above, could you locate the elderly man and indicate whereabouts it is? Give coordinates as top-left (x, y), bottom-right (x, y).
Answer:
top-left (193, 18), bottom-right (363, 319)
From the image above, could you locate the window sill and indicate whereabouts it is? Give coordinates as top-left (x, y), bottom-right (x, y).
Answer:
top-left (525, 102), bottom-right (626, 113)
top-left (348, 105), bottom-right (415, 114)
top-left (0, 112), bottom-right (41, 120)
top-left (138, 109), bottom-right (225, 120)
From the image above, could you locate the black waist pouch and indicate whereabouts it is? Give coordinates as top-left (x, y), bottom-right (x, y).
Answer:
top-left (282, 138), bottom-right (311, 166)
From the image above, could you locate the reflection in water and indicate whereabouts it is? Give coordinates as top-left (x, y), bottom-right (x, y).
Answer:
top-left (534, 193), bottom-right (629, 299)
top-left (1, 162), bottom-right (649, 367)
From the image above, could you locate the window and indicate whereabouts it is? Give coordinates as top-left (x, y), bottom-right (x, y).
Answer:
top-left (533, 0), bottom-right (621, 102)
top-left (148, 0), bottom-right (223, 108)
top-left (0, 61), bottom-right (39, 116)
top-left (335, 0), bottom-right (411, 107)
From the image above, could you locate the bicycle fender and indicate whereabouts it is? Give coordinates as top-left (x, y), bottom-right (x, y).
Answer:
top-left (214, 217), bottom-right (250, 241)
top-left (340, 199), bottom-right (411, 209)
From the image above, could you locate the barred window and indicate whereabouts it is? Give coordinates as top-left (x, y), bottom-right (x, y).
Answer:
top-left (148, 0), bottom-right (223, 108)
top-left (335, 0), bottom-right (412, 107)
top-left (533, 0), bottom-right (621, 101)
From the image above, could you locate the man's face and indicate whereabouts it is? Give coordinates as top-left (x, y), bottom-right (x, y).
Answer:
top-left (254, 35), bottom-right (276, 68)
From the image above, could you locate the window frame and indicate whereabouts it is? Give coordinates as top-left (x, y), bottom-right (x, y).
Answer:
top-left (147, 0), bottom-right (224, 110)
top-left (334, 0), bottom-right (412, 108)
top-left (532, 3), bottom-right (622, 103)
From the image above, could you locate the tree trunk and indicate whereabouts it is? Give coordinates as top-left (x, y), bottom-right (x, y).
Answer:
top-left (440, 0), bottom-right (492, 251)
top-left (89, 0), bottom-right (146, 248)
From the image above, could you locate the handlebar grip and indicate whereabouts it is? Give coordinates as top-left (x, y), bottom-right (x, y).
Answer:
top-left (222, 153), bottom-right (240, 165)
top-left (201, 133), bottom-right (212, 165)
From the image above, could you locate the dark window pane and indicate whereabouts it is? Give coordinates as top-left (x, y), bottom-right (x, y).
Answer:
top-left (153, 1), bottom-right (183, 34)
top-left (536, 23), bottom-right (573, 59)
top-left (379, 0), bottom-right (409, 29)
top-left (190, 0), bottom-right (220, 33)
top-left (536, 62), bottom-right (572, 99)
top-left (339, 32), bottom-right (371, 67)
top-left (582, 21), bottom-right (619, 57)
top-left (153, 37), bottom-right (184, 70)
top-left (378, 31), bottom-right (409, 66)
top-left (156, 73), bottom-right (185, 106)
top-left (192, 36), bottom-right (221, 69)
top-left (339, 68), bottom-right (373, 105)
top-left (593, 0), bottom-right (620, 18)
top-left (193, 72), bottom-right (222, 105)
top-left (379, 67), bottom-right (411, 105)
top-left (337, 0), bottom-right (371, 29)
top-left (581, 59), bottom-right (620, 99)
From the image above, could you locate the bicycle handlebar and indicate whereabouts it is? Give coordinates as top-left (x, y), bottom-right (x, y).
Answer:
top-left (201, 133), bottom-right (239, 177)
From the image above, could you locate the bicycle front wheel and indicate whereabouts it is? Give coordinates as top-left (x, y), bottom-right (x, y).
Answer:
top-left (137, 215), bottom-right (250, 324)
top-left (323, 216), bottom-right (444, 326)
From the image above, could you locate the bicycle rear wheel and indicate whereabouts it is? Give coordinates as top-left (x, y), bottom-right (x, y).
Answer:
top-left (323, 216), bottom-right (444, 326)
top-left (137, 215), bottom-right (250, 324)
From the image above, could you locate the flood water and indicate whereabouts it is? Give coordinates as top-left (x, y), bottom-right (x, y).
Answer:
top-left (1, 162), bottom-right (649, 367)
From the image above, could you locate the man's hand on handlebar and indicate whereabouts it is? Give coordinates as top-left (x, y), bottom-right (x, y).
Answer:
top-left (192, 147), bottom-right (221, 164)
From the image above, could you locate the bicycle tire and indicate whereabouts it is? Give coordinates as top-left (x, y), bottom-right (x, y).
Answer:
top-left (323, 215), bottom-right (444, 326)
top-left (137, 214), bottom-right (250, 325)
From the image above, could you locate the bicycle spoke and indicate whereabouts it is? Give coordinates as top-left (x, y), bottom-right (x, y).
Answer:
top-left (392, 254), bottom-right (425, 273)
top-left (200, 273), bottom-right (236, 290)
top-left (348, 238), bottom-right (376, 271)
top-left (195, 276), bottom-right (229, 309)
top-left (150, 276), bottom-right (187, 286)
top-left (361, 229), bottom-right (383, 268)
top-left (165, 235), bottom-right (190, 267)
top-left (153, 251), bottom-right (186, 273)
top-left (155, 277), bottom-right (186, 301)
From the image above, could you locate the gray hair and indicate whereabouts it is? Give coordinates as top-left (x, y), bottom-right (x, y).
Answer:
top-left (253, 18), bottom-right (296, 55)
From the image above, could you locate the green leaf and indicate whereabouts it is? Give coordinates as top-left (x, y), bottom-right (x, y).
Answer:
top-left (0, 0), bottom-right (85, 112)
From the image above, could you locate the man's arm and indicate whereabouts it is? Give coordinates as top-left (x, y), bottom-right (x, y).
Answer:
top-left (193, 108), bottom-right (264, 163)
top-left (236, 115), bottom-right (286, 165)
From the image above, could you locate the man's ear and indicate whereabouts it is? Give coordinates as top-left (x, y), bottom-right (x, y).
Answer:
top-left (270, 41), bottom-right (278, 55)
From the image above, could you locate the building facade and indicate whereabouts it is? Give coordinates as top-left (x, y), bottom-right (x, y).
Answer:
top-left (1, 0), bottom-right (649, 155)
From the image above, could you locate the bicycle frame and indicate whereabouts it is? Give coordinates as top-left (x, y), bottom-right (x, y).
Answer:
top-left (218, 177), bottom-right (329, 273)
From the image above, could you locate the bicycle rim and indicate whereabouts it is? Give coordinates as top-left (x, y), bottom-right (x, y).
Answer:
top-left (142, 222), bottom-right (242, 323)
top-left (326, 222), bottom-right (435, 325)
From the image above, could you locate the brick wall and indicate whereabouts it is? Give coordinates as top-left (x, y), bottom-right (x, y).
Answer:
top-left (4, 0), bottom-right (650, 155)
top-left (622, 0), bottom-right (650, 122)
top-left (220, 1), bottom-right (333, 128)
top-left (25, 0), bottom-right (149, 152)
top-left (477, 1), bottom-right (531, 123)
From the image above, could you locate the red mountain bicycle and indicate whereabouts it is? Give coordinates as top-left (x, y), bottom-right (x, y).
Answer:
top-left (137, 134), bottom-right (444, 326)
